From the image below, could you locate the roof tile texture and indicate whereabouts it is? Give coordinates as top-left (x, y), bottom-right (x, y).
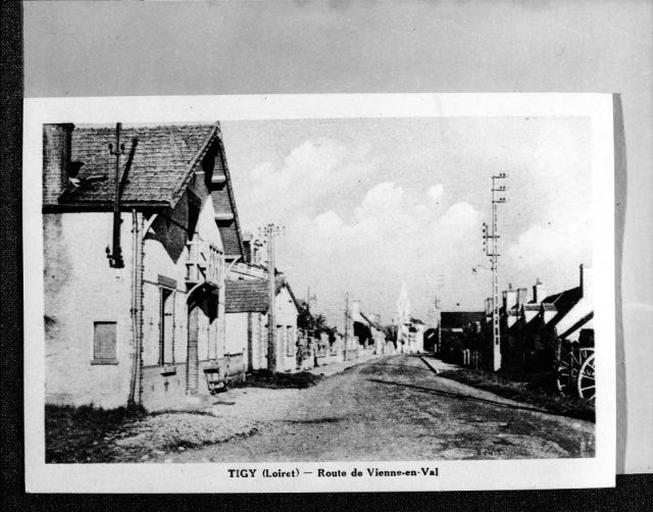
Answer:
top-left (50, 124), bottom-right (216, 205)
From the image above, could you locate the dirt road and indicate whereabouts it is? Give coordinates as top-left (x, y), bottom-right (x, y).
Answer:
top-left (152, 354), bottom-right (594, 462)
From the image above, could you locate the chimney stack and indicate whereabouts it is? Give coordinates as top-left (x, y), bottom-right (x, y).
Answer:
top-left (350, 300), bottom-right (362, 322)
top-left (532, 278), bottom-right (547, 304)
top-left (242, 231), bottom-right (253, 263)
top-left (517, 287), bottom-right (528, 309)
top-left (579, 263), bottom-right (584, 295)
top-left (505, 284), bottom-right (518, 313)
top-left (43, 123), bottom-right (74, 203)
top-left (485, 297), bottom-right (494, 317)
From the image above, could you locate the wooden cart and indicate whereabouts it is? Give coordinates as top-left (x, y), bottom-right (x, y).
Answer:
top-left (555, 338), bottom-right (595, 403)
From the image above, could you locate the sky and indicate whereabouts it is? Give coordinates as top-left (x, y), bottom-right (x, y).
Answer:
top-left (221, 116), bottom-right (592, 328)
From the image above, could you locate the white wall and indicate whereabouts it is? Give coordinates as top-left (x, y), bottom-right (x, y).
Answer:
top-left (44, 212), bottom-right (134, 409)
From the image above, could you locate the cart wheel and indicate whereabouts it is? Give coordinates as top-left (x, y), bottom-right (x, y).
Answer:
top-left (556, 347), bottom-right (582, 396)
top-left (556, 360), bottom-right (579, 396)
top-left (577, 353), bottom-right (596, 402)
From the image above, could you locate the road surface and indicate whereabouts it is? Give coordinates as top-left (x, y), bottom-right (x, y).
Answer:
top-left (153, 354), bottom-right (594, 462)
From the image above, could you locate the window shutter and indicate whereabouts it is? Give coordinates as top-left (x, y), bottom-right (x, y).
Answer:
top-left (93, 322), bottom-right (117, 363)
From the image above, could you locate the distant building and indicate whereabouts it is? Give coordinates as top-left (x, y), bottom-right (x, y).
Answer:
top-left (394, 282), bottom-right (424, 353)
top-left (438, 311), bottom-right (485, 364)
top-left (225, 277), bottom-right (300, 373)
top-left (500, 264), bottom-right (593, 372)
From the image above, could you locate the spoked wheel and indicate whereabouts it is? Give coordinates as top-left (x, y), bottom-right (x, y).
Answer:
top-left (556, 346), bottom-right (592, 397)
top-left (577, 353), bottom-right (596, 403)
top-left (556, 361), bottom-right (578, 396)
top-left (556, 348), bottom-right (581, 396)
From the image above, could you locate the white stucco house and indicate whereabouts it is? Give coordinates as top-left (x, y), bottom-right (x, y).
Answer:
top-left (225, 276), bottom-right (300, 373)
top-left (43, 121), bottom-right (247, 410)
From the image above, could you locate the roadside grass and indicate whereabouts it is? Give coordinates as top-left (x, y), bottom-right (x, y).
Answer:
top-left (437, 368), bottom-right (595, 422)
top-left (45, 404), bottom-right (259, 463)
top-left (45, 404), bottom-right (145, 463)
top-left (239, 369), bottom-right (323, 389)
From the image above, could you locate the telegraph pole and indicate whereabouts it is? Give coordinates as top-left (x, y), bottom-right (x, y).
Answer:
top-left (483, 173), bottom-right (507, 371)
top-left (343, 291), bottom-right (349, 361)
top-left (261, 223), bottom-right (284, 373)
top-left (433, 295), bottom-right (442, 353)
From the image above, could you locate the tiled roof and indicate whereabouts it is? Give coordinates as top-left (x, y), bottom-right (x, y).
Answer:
top-left (225, 277), bottom-right (298, 313)
top-left (225, 280), bottom-right (269, 313)
top-left (360, 312), bottom-right (383, 331)
top-left (542, 286), bottom-right (582, 325)
top-left (53, 123), bottom-right (218, 207)
top-left (218, 218), bottom-right (243, 257)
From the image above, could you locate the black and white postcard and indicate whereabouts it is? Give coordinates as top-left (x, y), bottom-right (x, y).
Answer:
top-left (24, 93), bottom-right (616, 492)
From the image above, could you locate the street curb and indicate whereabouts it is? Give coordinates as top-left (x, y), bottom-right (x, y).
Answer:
top-left (419, 355), bottom-right (442, 375)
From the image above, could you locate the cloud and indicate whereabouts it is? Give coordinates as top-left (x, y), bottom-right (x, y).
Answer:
top-left (277, 180), bottom-right (482, 323)
top-left (507, 218), bottom-right (591, 266)
top-left (427, 184), bottom-right (444, 202)
top-left (237, 138), bottom-right (378, 227)
top-left (504, 213), bottom-right (592, 292)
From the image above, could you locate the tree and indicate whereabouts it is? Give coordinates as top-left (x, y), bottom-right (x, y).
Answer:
top-left (297, 302), bottom-right (333, 339)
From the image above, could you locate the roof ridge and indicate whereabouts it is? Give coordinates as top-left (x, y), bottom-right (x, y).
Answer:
top-left (169, 123), bottom-right (221, 208)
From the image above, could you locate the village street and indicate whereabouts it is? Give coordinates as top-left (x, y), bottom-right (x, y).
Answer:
top-left (152, 354), bottom-right (594, 462)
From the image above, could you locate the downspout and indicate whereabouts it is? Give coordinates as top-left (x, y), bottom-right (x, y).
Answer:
top-left (128, 209), bottom-right (145, 407)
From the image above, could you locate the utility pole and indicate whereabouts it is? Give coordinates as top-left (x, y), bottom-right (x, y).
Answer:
top-left (343, 291), bottom-right (349, 361)
top-left (434, 295), bottom-right (442, 353)
top-left (261, 223), bottom-right (284, 373)
top-left (482, 173), bottom-right (507, 371)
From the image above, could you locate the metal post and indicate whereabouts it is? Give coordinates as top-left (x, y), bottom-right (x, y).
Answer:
top-left (344, 291), bottom-right (349, 361)
top-left (484, 173), bottom-right (507, 371)
top-left (267, 225), bottom-right (277, 372)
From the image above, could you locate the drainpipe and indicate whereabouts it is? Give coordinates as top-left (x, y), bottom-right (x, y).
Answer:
top-left (128, 209), bottom-right (144, 407)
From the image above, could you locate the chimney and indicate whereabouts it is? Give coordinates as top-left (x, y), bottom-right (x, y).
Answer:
top-left (579, 263), bottom-right (584, 295)
top-left (485, 297), bottom-right (494, 317)
top-left (533, 278), bottom-right (547, 304)
top-left (350, 300), bottom-right (362, 322)
top-left (252, 238), bottom-right (264, 265)
top-left (505, 284), bottom-right (518, 326)
top-left (581, 265), bottom-right (592, 301)
top-left (517, 287), bottom-right (528, 309)
top-left (242, 231), bottom-right (253, 263)
top-left (43, 123), bottom-right (75, 203)
top-left (504, 283), bottom-right (518, 312)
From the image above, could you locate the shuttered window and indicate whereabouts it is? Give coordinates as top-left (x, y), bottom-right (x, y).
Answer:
top-left (92, 322), bottom-right (117, 364)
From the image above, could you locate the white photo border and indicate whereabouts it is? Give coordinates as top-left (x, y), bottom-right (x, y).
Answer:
top-left (24, 93), bottom-right (616, 492)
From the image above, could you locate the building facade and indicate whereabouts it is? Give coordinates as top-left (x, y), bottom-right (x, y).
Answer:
top-left (225, 277), bottom-right (300, 373)
top-left (43, 122), bottom-right (246, 410)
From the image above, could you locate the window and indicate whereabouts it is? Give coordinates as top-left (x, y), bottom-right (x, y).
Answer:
top-left (92, 322), bottom-right (117, 364)
top-left (159, 287), bottom-right (175, 365)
